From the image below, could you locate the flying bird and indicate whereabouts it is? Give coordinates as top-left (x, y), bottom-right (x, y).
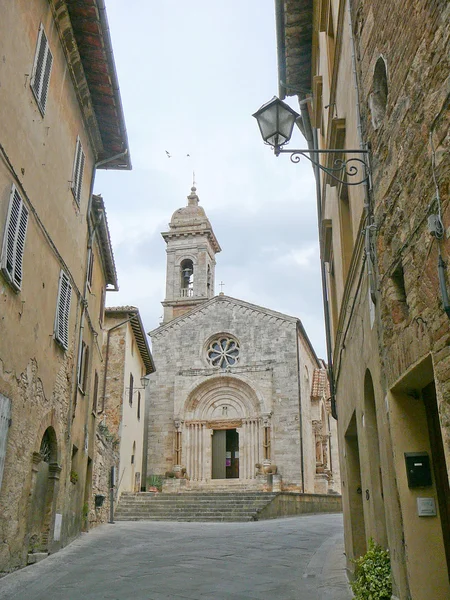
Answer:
top-left (165, 150), bottom-right (172, 158)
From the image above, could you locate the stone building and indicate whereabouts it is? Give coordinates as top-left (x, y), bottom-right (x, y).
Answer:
top-left (146, 187), bottom-right (340, 495)
top-left (0, 0), bottom-right (130, 573)
top-left (274, 0), bottom-right (449, 598)
top-left (97, 307), bottom-right (155, 505)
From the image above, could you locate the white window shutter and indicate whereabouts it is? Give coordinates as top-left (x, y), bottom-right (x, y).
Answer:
top-left (71, 138), bottom-right (85, 204)
top-left (55, 271), bottom-right (72, 350)
top-left (1, 185), bottom-right (28, 291)
top-left (0, 394), bottom-right (12, 491)
top-left (30, 24), bottom-right (53, 114)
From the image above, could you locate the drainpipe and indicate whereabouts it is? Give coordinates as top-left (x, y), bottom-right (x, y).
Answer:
top-left (296, 328), bottom-right (305, 493)
top-left (296, 95), bottom-right (338, 420)
top-left (347, 1), bottom-right (376, 305)
top-left (67, 150), bottom-right (128, 442)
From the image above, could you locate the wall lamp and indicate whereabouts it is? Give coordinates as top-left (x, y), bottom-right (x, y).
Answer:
top-left (253, 96), bottom-right (370, 187)
top-left (126, 376), bottom-right (149, 393)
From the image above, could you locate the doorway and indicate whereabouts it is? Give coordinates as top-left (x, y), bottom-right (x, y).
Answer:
top-left (212, 429), bottom-right (239, 479)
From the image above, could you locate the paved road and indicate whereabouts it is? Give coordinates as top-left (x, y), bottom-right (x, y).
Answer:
top-left (0, 514), bottom-right (352, 600)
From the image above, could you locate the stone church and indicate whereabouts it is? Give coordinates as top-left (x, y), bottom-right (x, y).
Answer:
top-left (145, 187), bottom-right (340, 494)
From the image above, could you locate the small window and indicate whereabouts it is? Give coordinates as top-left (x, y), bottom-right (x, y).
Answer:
top-left (55, 270), bottom-right (72, 350)
top-left (99, 287), bottom-right (105, 326)
top-left (370, 57), bottom-right (388, 130)
top-left (78, 342), bottom-right (89, 393)
top-left (87, 250), bottom-right (94, 289)
top-left (1, 185), bottom-right (28, 291)
top-left (137, 391), bottom-right (141, 420)
top-left (92, 371), bottom-right (99, 415)
top-left (129, 373), bottom-right (134, 406)
top-left (180, 259), bottom-right (194, 297)
top-left (71, 137), bottom-right (85, 205)
top-left (30, 24), bottom-right (53, 115)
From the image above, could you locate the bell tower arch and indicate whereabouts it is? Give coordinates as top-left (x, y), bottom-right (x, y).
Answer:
top-left (162, 186), bottom-right (221, 322)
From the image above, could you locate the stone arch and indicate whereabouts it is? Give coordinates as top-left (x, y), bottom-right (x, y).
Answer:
top-left (180, 375), bottom-right (265, 482)
top-left (33, 409), bottom-right (62, 463)
top-left (183, 375), bottom-right (262, 421)
top-left (27, 412), bottom-right (62, 557)
top-left (364, 368), bottom-right (387, 546)
top-left (369, 55), bottom-right (388, 129)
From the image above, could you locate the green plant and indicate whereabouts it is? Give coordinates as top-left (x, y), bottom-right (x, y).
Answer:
top-left (70, 470), bottom-right (78, 484)
top-left (351, 538), bottom-right (392, 600)
top-left (147, 474), bottom-right (163, 491)
top-left (82, 502), bottom-right (89, 518)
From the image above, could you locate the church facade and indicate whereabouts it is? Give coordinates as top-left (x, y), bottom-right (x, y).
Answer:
top-left (146, 187), bottom-right (340, 494)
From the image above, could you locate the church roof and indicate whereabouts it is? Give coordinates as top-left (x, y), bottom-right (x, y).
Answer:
top-left (311, 367), bottom-right (330, 400)
top-left (149, 294), bottom-right (320, 364)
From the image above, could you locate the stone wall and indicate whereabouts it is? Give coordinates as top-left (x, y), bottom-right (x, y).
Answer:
top-left (258, 492), bottom-right (342, 519)
top-left (89, 431), bottom-right (119, 528)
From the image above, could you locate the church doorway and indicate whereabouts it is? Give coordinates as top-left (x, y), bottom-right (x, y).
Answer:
top-left (212, 429), bottom-right (239, 479)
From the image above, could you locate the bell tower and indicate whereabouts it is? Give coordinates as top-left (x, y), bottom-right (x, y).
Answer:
top-left (161, 186), bottom-right (221, 323)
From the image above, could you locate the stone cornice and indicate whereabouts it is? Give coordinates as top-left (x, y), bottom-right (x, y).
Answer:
top-left (161, 228), bottom-right (221, 254)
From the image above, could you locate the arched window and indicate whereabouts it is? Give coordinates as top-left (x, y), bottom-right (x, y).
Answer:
top-left (370, 56), bottom-right (388, 130)
top-left (207, 265), bottom-right (211, 294)
top-left (180, 259), bottom-right (194, 297)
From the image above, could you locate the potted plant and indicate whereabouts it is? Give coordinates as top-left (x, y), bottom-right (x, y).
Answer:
top-left (147, 474), bottom-right (163, 492)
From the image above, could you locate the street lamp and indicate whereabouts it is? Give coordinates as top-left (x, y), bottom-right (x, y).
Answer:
top-left (126, 376), bottom-right (149, 394)
top-left (252, 96), bottom-right (299, 150)
top-left (253, 96), bottom-right (370, 187)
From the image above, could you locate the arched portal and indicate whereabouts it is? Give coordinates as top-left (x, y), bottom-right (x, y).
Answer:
top-left (179, 376), bottom-right (264, 482)
top-left (27, 426), bottom-right (60, 554)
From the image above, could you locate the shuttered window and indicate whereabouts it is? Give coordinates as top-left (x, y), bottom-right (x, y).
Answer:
top-left (77, 342), bottom-right (89, 393)
top-left (71, 138), bottom-right (85, 205)
top-left (30, 24), bottom-right (53, 115)
top-left (1, 185), bottom-right (28, 291)
top-left (54, 270), bottom-right (72, 350)
top-left (0, 394), bottom-right (12, 491)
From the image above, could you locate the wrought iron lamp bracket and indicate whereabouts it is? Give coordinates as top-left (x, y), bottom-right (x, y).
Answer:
top-left (274, 146), bottom-right (370, 187)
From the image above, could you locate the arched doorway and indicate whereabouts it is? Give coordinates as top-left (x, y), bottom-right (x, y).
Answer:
top-left (178, 376), bottom-right (264, 483)
top-left (27, 427), bottom-right (60, 555)
top-left (364, 369), bottom-right (387, 547)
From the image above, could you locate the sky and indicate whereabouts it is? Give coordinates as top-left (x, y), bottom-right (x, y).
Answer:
top-left (95, 0), bottom-right (327, 359)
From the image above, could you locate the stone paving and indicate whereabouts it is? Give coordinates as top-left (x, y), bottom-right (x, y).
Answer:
top-left (0, 514), bottom-right (352, 600)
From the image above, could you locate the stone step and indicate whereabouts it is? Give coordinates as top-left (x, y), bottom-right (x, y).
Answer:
top-left (114, 491), bottom-right (278, 522)
top-left (114, 515), bottom-right (254, 522)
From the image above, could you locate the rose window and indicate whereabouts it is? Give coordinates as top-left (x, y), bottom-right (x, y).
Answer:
top-left (207, 337), bottom-right (240, 368)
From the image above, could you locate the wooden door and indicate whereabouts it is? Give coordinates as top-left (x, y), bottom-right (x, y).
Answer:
top-left (212, 430), bottom-right (226, 479)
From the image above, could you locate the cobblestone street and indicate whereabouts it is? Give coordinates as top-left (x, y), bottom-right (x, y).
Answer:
top-left (0, 514), bottom-right (351, 600)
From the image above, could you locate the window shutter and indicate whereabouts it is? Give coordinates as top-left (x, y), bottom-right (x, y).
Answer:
top-left (129, 373), bottom-right (134, 406)
top-left (72, 138), bottom-right (85, 205)
top-left (30, 25), bottom-right (53, 114)
top-left (0, 394), bottom-right (12, 491)
top-left (55, 271), bottom-right (72, 350)
top-left (92, 371), bottom-right (99, 414)
top-left (1, 186), bottom-right (28, 290)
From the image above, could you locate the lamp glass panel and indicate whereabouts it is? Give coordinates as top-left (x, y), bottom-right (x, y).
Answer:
top-left (278, 107), bottom-right (297, 144)
top-left (256, 103), bottom-right (279, 144)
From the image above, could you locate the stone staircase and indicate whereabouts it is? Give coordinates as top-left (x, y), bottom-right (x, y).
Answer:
top-left (114, 491), bottom-right (279, 522)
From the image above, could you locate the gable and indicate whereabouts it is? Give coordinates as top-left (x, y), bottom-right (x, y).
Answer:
top-left (150, 295), bottom-right (298, 341)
